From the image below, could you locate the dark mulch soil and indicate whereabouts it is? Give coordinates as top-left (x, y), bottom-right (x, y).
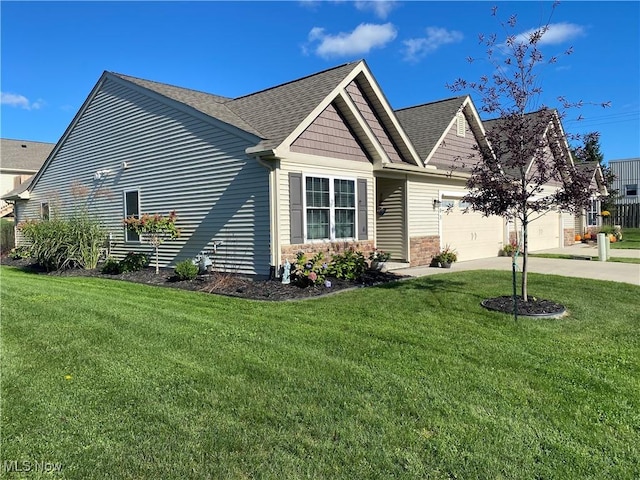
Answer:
top-left (481, 295), bottom-right (566, 317)
top-left (0, 256), bottom-right (407, 301)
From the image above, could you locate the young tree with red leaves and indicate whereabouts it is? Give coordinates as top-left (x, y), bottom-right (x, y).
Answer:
top-left (447, 3), bottom-right (609, 301)
top-left (123, 211), bottom-right (181, 274)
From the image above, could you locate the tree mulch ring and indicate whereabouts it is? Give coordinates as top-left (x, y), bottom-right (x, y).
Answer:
top-left (1, 257), bottom-right (407, 301)
top-left (481, 295), bottom-right (567, 319)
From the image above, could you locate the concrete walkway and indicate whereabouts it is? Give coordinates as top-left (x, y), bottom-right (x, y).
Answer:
top-left (392, 244), bottom-right (640, 286)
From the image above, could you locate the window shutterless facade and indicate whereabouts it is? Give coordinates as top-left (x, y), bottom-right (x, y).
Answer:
top-left (304, 175), bottom-right (356, 241)
top-left (625, 184), bottom-right (638, 197)
top-left (124, 189), bottom-right (140, 242)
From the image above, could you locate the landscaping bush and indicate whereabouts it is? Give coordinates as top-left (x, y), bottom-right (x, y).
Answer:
top-left (327, 249), bottom-right (367, 280)
top-left (292, 251), bottom-right (327, 287)
top-left (174, 260), bottom-right (198, 280)
top-left (1, 218), bottom-right (15, 254)
top-left (119, 252), bottom-right (150, 273)
top-left (100, 257), bottom-right (122, 275)
top-left (19, 216), bottom-right (105, 271)
top-left (8, 245), bottom-right (31, 260)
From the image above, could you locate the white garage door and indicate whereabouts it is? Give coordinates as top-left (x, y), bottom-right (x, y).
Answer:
top-left (441, 199), bottom-right (504, 262)
top-left (527, 211), bottom-right (561, 252)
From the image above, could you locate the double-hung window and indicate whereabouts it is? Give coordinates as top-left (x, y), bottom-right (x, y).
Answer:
top-left (124, 190), bottom-right (140, 242)
top-left (305, 176), bottom-right (356, 241)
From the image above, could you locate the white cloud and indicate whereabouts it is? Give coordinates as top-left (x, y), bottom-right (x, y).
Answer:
top-left (1, 92), bottom-right (44, 110)
top-left (403, 27), bottom-right (464, 62)
top-left (308, 23), bottom-right (397, 58)
top-left (514, 22), bottom-right (585, 46)
top-left (354, 1), bottom-right (397, 19)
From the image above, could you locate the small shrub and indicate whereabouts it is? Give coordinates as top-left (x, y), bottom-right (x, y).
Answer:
top-left (119, 252), bottom-right (149, 273)
top-left (1, 219), bottom-right (15, 254)
top-left (101, 257), bottom-right (122, 275)
top-left (8, 245), bottom-right (31, 260)
top-left (175, 260), bottom-right (198, 281)
top-left (292, 252), bottom-right (327, 287)
top-left (328, 249), bottom-right (367, 280)
top-left (502, 242), bottom-right (519, 257)
top-left (434, 245), bottom-right (458, 264)
top-left (368, 249), bottom-right (391, 263)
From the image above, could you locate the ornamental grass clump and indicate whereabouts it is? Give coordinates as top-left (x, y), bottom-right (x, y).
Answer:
top-left (123, 211), bottom-right (181, 274)
top-left (19, 213), bottom-right (105, 271)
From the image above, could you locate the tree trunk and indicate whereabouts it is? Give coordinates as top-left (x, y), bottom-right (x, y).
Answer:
top-left (155, 245), bottom-right (159, 275)
top-left (521, 215), bottom-right (529, 302)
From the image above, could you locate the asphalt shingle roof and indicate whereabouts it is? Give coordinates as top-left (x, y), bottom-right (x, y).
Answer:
top-left (1, 138), bottom-right (55, 171)
top-left (395, 96), bottom-right (468, 161)
top-left (113, 61), bottom-right (361, 152)
top-left (112, 74), bottom-right (263, 137)
top-left (229, 62), bottom-right (360, 151)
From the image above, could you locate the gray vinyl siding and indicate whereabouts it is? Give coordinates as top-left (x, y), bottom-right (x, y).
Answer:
top-left (610, 158), bottom-right (640, 205)
top-left (22, 76), bottom-right (271, 276)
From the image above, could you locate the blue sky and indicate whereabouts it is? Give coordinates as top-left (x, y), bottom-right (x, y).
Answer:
top-left (2, 1), bottom-right (638, 162)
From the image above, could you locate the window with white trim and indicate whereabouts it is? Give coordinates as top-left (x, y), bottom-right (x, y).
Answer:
top-left (124, 190), bottom-right (140, 242)
top-left (625, 184), bottom-right (638, 197)
top-left (587, 198), bottom-right (599, 226)
top-left (305, 176), bottom-right (356, 241)
top-left (41, 202), bottom-right (50, 221)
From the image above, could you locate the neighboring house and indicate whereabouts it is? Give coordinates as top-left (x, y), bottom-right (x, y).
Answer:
top-left (480, 110), bottom-right (584, 250)
top-left (2, 60), bottom-right (588, 276)
top-left (0, 139), bottom-right (54, 218)
top-left (573, 161), bottom-right (608, 235)
top-left (608, 157), bottom-right (640, 228)
top-left (609, 158), bottom-right (640, 205)
top-left (395, 95), bottom-right (507, 262)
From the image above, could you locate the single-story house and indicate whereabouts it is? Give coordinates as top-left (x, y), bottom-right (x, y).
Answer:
top-left (3, 60), bottom-right (588, 276)
top-left (573, 161), bottom-right (609, 235)
top-left (1, 139), bottom-right (54, 218)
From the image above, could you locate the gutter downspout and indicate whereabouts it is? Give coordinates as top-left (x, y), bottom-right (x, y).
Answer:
top-left (253, 154), bottom-right (281, 278)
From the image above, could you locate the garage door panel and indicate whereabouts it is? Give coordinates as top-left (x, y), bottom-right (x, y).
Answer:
top-left (441, 200), bottom-right (504, 261)
top-left (527, 211), bottom-right (560, 251)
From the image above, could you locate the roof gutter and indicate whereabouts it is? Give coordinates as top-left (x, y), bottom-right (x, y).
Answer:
top-left (379, 162), bottom-right (470, 180)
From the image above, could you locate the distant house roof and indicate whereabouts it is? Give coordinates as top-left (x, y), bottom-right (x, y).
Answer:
top-left (482, 109), bottom-right (570, 179)
top-left (575, 160), bottom-right (607, 195)
top-left (112, 61), bottom-right (362, 153)
top-left (1, 138), bottom-right (55, 172)
top-left (1, 175), bottom-right (33, 200)
top-left (608, 157), bottom-right (640, 164)
top-left (395, 96), bottom-right (468, 161)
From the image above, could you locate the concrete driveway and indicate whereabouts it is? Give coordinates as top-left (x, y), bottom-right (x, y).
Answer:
top-left (393, 244), bottom-right (640, 286)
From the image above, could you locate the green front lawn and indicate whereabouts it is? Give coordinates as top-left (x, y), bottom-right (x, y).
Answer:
top-left (612, 227), bottom-right (640, 249)
top-left (1, 267), bottom-right (638, 479)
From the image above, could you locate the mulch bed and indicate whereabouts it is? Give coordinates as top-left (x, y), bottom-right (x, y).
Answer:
top-left (481, 295), bottom-right (566, 318)
top-left (0, 256), bottom-right (407, 301)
